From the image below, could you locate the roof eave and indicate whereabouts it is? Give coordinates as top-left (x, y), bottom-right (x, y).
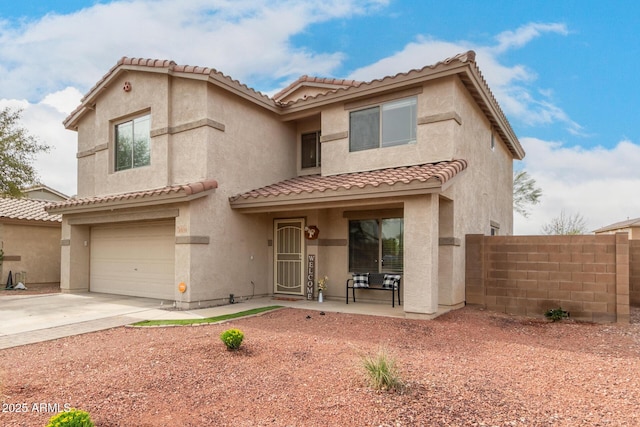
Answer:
top-left (230, 180), bottom-right (448, 214)
top-left (64, 61), bottom-right (280, 130)
top-left (45, 188), bottom-right (212, 215)
top-left (0, 217), bottom-right (62, 226)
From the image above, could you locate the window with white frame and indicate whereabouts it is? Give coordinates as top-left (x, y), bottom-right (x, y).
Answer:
top-left (349, 97), bottom-right (417, 152)
top-left (115, 114), bottom-right (150, 171)
top-left (301, 131), bottom-right (321, 169)
top-left (349, 218), bottom-right (404, 273)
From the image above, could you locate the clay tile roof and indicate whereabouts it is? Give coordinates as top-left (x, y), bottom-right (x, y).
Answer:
top-left (277, 51), bottom-right (476, 107)
top-left (230, 160), bottom-right (467, 202)
top-left (45, 179), bottom-right (218, 212)
top-left (0, 197), bottom-right (61, 223)
top-left (64, 57), bottom-right (275, 128)
top-left (273, 75), bottom-right (362, 102)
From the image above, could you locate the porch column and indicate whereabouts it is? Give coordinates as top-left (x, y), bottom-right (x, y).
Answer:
top-left (60, 220), bottom-right (90, 293)
top-left (404, 194), bottom-right (439, 316)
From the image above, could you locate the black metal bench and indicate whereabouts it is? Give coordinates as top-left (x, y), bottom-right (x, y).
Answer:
top-left (345, 272), bottom-right (402, 307)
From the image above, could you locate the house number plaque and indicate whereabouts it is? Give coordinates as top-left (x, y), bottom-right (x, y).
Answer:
top-left (306, 254), bottom-right (315, 300)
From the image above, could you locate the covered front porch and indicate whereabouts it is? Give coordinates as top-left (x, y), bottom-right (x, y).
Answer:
top-left (229, 161), bottom-right (468, 318)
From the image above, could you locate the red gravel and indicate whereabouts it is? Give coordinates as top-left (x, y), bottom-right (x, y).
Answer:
top-left (1, 306), bottom-right (639, 426)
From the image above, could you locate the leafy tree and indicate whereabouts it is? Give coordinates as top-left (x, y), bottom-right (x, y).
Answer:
top-left (513, 169), bottom-right (542, 217)
top-left (541, 210), bottom-right (589, 235)
top-left (0, 107), bottom-right (50, 197)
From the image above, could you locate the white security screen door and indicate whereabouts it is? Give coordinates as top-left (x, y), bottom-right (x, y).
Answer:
top-left (274, 219), bottom-right (304, 295)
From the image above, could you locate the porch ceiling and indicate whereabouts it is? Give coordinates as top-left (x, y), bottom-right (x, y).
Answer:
top-left (229, 159), bottom-right (467, 213)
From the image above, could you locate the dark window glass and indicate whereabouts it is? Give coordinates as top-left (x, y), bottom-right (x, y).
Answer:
top-left (349, 218), bottom-right (403, 273)
top-left (349, 107), bottom-right (379, 152)
top-left (301, 131), bottom-right (320, 169)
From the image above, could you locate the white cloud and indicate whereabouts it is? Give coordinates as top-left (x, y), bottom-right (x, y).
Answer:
top-left (0, 98), bottom-right (78, 197)
top-left (0, 0), bottom-right (388, 196)
top-left (0, 97), bottom-right (77, 197)
top-left (492, 22), bottom-right (569, 54)
top-left (41, 87), bottom-right (83, 115)
top-left (0, 0), bottom-right (388, 101)
top-left (514, 137), bottom-right (640, 235)
top-left (347, 22), bottom-right (577, 135)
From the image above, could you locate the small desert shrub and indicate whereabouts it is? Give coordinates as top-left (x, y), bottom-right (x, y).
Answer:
top-left (220, 328), bottom-right (244, 350)
top-left (46, 409), bottom-right (94, 427)
top-left (545, 307), bottom-right (569, 322)
top-left (361, 348), bottom-right (403, 391)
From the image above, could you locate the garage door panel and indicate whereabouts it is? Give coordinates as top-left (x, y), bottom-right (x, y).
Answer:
top-left (90, 221), bottom-right (175, 299)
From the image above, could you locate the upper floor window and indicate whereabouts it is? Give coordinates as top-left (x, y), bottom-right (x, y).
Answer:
top-left (115, 114), bottom-right (150, 171)
top-left (301, 131), bottom-right (321, 169)
top-left (349, 97), bottom-right (417, 152)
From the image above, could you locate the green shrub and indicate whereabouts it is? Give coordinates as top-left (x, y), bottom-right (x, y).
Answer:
top-left (361, 348), bottom-right (403, 391)
top-left (220, 328), bottom-right (244, 350)
top-left (545, 307), bottom-right (569, 322)
top-left (46, 409), bottom-right (94, 427)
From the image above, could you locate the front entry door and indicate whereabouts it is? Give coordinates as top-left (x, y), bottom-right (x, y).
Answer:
top-left (274, 219), bottom-right (304, 295)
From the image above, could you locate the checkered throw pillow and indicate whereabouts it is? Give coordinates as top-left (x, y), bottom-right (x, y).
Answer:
top-left (352, 273), bottom-right (369, 288)
top-left (382, 274), bottom-right (401, 289)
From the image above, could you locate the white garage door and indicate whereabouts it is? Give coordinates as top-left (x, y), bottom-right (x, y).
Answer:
top-left (90, 221), bottom-right (175, 299)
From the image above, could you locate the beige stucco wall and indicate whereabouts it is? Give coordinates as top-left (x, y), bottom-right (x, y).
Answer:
top-left (67, 69), bottom-right (298, 306)
top-left (321, 79), bottom-right (458, 176)
top-left (306, 76), bottom-right (513, 311)
top-left (1, 222), bottom-right (61, 285)
top-left (64, 63), bottom-right (516, 314)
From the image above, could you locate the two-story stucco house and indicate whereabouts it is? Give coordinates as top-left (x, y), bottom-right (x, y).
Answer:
top-left (46, 50), bottom-right (524, 318)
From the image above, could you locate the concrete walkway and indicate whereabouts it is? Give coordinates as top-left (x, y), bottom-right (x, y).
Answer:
top-left (0, 292), bottom-right (406, 349)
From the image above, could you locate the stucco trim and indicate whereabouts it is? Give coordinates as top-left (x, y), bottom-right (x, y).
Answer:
top-left (76, 143), bottom-right (108, 159)
top-left (230, 183), bottom-right (444, 213)
top-left (439, 237), bottom-right (461, 246)
top-left (151, 118), bottom-right (225, 138)
top-left (418, 111), bottom-right (462, 126)
top-left (343, 208), bottom-right (404, 219)
top-left (176, 235), bottom-right (210, 245)
top-left (343, 87), bottom-right (423, 111)
top-left (67, 208), bottom-right (180, 225)
top-left (307, 238), bottom-right (348, 247)
top-left (320, 131), bottom-right (348, 143)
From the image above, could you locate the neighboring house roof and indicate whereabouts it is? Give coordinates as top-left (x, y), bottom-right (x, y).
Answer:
top-left (64, 51), bottom-right (523, 160)
top-left (230, 160), bottom-right (467, 211)
top-left (0, 197), bottom-right (62, 223)
top-left (23, 185), bottom-right (70, 201)
top-left (593, 217), bottom-right (640, 233)
top-left (45, 179), bottom-right (218, 215)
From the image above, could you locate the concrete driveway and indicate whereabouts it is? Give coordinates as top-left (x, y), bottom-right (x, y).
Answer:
top-left (0, 293), bottom-right (174, 349)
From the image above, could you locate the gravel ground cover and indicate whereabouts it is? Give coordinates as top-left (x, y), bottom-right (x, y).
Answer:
top-left (1, 304), bottom-right (639, 426)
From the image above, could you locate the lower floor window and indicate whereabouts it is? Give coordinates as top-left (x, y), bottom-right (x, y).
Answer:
top-left (349, 218), bottom-right (403, 273)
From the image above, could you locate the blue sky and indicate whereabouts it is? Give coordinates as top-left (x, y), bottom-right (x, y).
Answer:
top-left (0, 0), bottom-right (638, 234)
